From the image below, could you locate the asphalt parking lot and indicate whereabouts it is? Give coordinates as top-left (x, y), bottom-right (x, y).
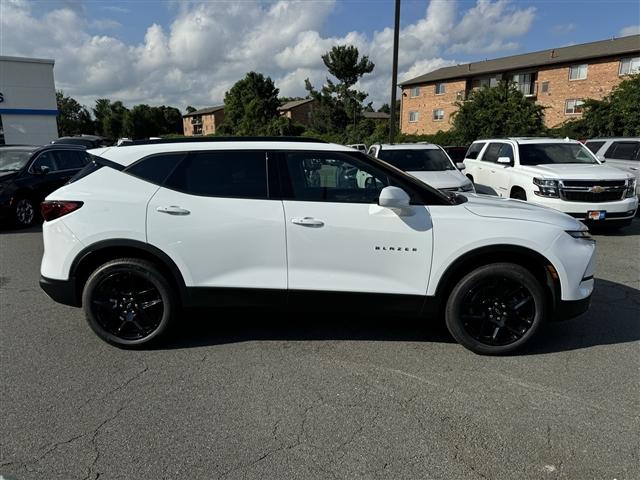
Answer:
top-left (1, 220), bottom-right (639, 480)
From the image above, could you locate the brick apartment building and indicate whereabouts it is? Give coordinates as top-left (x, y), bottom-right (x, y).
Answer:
top-left (277, 98), bottom-right (315, 125)
top-left (399, 35), bottom-right (640, 135)
top-left (182, 105), bottom-right (225, 136)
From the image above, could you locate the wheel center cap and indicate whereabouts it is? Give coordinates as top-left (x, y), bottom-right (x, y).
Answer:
top-left (125, 311), bottom-right (136, 321)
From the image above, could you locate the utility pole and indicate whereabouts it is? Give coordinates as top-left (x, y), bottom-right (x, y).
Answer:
top-left (389, 0), bottom-right (401, 144)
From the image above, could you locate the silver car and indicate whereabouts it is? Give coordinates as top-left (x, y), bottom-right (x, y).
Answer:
top-left (585, 138), bottom-right (640, 196)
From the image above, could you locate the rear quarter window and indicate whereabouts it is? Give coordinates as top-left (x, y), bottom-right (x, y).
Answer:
top-left (124, 153), bottom-right (185, 185)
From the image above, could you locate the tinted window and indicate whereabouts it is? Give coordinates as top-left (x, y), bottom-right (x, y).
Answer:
top-left (519, 143), bottom-right (598, 165)
top-left (126, 153), bottom-right (184, 185)
top-left (378, 149), bottom-right (454, 171)
top-left (165, 151), bottom-right (267, 198)
top-left (482, 143), bottom-right (503, 163)
top-left (54, 150), bottom-right (87, 170)
top-left (604, 141), bottom-right (639, 161)
top-left (283, 151), bottom-right (389, 203)
top-left (444, 147), bottom-right (467, 163)
top-left (585, 141), bottom-right (605, 154)
top-left (465, 143), bottom-right (485, 160)
top-left (498, 144), bottom-right (514, 161)
top-left (32, 152), bottom-right (58, 172)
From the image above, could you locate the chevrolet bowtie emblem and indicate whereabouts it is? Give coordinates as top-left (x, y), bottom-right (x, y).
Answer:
top-left (589, 186), bottom-right (605, 193)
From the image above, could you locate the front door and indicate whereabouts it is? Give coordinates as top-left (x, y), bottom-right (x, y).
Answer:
top-left (146, 150), bottom-right (287, 296)
top-left (278, 150), bottom-right (433, 312)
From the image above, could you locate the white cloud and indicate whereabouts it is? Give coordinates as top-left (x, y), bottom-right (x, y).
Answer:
top-left (619, 25), bottom-right (640, 37)
top-left (0, 0), bottom-right (537, 110)
top-left (552, 23), bottom-right (576, 34)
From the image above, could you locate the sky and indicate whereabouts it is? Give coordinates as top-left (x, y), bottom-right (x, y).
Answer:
top-left (1, 0), bottom-right (639, 111)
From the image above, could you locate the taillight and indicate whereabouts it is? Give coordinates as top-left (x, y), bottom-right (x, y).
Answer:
top-left (40, 201), bottom-right (84, 221)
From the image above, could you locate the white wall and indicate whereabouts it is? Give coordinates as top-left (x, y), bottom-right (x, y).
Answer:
top-left (0, 56), bottom-right (59, 145)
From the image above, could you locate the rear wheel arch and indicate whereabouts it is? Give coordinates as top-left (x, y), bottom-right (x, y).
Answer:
top-left (434, 245), bottom-right (560, 310)
top-left (71, 239), bottom-right (188, 306)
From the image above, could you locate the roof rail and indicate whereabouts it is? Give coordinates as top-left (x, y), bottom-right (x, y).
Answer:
top-left (118, 136), bottom-right (328, 146)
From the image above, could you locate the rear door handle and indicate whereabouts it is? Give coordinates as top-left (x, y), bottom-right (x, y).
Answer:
top-left (157, 205), bottom-right (190, 215)
top-left (292, 217), bottom-right (324, 227)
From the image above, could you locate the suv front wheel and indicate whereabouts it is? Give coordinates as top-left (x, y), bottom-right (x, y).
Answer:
top-left (445, 263), bottom-right (547, 355)
top-left (82, 258), bottom-right (176, 347)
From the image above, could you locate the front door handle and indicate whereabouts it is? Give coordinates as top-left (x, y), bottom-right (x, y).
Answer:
top-left (630, 167), bottom-right (638, 171)
top-left (157, 205), bottom-right (190, 215)
top-left (292, 217), bottom-right (324, 227)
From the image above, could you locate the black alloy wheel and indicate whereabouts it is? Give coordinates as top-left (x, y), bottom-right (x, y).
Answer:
top-left (446, 263), bottom-right (546, 355)
top-left (14, 197), bottom-right (36, 227)
top-left (83, 258), bottom-right (175, 347)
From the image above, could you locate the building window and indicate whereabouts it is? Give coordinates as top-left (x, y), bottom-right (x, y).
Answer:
top-left (410, 86), bottom-right (421, 97)
top-left (432, 109), bottom-right (445, 121)
top-left (193, 125), bottom-right (203, 135)
top-left (408, 111), bottom-right (419, 123)
top-left (512, 73), bottom-right (536, 95)
top-left (619, 57), bottom-right (640, 75)
top-left (478, 76), bottom-right (498, 88)
top-left (541, 81), bottom-right (550, 93)
top-left (569, 64), bottom-right (588, 80)
top-left (565, 99), bottom-right (584, 115)
top-left (435, 83), bottom-right (446, 95)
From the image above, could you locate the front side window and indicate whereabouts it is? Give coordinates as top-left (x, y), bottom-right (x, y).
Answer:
top-left (465, 143), bottom-right (485, 160)
top-left (569, 64), bottom-right (588, 80)
top-left (565, 99), bottom-right (584, 114)
top-left (519, 143), bottom-right (598, 165)
top-left (378, 149), bottom-right (455, 172)
top-left (584, 141), bottom-right (605, 154)
top-left (619, 57), bottom-right (640, 75)
top-left (408, 111), bottom-right (419, 122)
top-left (31, 152), bottom-right (58, 172)
top-left (498, 144), bottom-right (514, 161)
top-left (164, 150), bottom-right (268, 198)
top-left (435, 83), bottom-right (446, 95)
top-left (604, 141), bottom-right (640, 161)
top-left (410, 86), bottom-right (420, 97)
top-left (481, 143), bottom-right (503, 163)
top-left (432, 109), bottom-right (444, 121)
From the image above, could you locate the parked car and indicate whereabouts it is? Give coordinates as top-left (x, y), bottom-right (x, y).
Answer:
top-left (584, 138), bottom-right (639, 198)
top-left (347, 143), bottom-right (367, 152)
top-left (39, 137), bottom-right (595, 355)
top-left (52, 135), bottom-right (109, 149)
top-left (0, 144), bottom-right (90, 227)
top-left (442, 146), bottom-right (469, 164)
top-left (368, 143), bottom-right (474, 193)
top-left (463, 138), bottom-right (638, 228)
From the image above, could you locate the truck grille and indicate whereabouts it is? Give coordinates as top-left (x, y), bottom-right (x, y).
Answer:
top-left (559, 180), bottom-right (626, 203)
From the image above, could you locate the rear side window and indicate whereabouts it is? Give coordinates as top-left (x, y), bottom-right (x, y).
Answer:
top-left (125, 153), bottom-right (184, 185)
top-left (54, 150), bottom-right (87, 170)
top-left (465, 143), bottom-right (485, 159)
top-left (481, 143), bottom-right (503, 162)
top-left (585, 141), bottom-right (605, 154)
top-left (604, 141), bottom-right (639, 161)
top-left (164, 151), bottom-right (268, 198)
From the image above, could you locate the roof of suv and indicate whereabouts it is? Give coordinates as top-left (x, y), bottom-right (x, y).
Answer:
top-left (586, 137), bottom-right (640, 141)
top-left (374, 143), bottom-right (440, 150)
top-left (472, 137), bottom-right (582, 145)
top-left (92, 140), bottom-right (354, 167)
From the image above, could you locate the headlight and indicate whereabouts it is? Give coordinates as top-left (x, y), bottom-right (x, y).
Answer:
top-left (533, 178), bottom-right (559, 198)
top-left (626, 178), bottom-right (637, 198)
top-left (566, 230), bottom-right (593, 240)
top-left (460, 182), bottom-right (475, 192)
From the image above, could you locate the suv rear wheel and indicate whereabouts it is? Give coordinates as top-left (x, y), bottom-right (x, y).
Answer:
top-left (13, 196), bottom-right (37, 227)
top-left (82, 258), bottom-right (176, 347)
top-left (445, 263), bottom-right (547, 355)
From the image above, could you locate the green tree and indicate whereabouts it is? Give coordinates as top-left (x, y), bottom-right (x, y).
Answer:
top-left (56, 91), bottom-right (93, 136)
top-left (220, 72), bottom-right (280, 135)
top-left (185, 105), bottom-right (197, 114)
top-left (452, 82), bottom-right (545, 144)
top-left (93, 99), bottom-right (128, 139)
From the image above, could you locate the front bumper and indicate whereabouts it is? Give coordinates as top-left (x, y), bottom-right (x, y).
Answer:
top-left (554, 294), bottom-right (591, 321)
top-left (531, 195), bottom-right (638, 220)
top-left (40, 275), bottom-right (80, 307)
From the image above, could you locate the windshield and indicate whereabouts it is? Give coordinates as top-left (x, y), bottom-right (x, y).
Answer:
top-left (519, 143), bottom-right (599, 165)
top-left (0, 149), bottom-right (34, 171)
top-left (378, 149), bottom-right (455, 171)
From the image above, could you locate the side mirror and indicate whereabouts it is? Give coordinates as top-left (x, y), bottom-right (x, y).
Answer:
top-left (456, 162), bottom-right (466, 171)
top-left (497, 156), bottom-right (513, 166)
top-left (379, 186), bottom-right (412, 215)
top-left (36, 165), bottom-right (50, 175)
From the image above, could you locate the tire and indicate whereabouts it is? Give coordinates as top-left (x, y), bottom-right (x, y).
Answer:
top-left (510, 189), bottom-right (527, 201)
top-left (445, 263), bottom-right (547, 355)
top-left (13, 196), bottom-right (37, 228)
top-left (82, 258), bottom-right (177, 347)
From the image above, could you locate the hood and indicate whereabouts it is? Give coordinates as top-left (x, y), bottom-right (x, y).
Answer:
top-left (519, 163), bottom-right (632, 180)
top-left (463, 194), bottom-right (584, 230)
top-left (407, 169), bottom-right (470, 189)
top-left (0, 171), bottom-right (19, 182)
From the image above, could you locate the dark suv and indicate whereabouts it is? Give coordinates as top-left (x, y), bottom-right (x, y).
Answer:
top-left (0, 144), bottom-right (90, 227)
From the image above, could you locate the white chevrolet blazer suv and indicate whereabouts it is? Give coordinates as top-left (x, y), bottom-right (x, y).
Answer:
top-left (463, 138), bottom-right (638, 227)
top-left (39, 138), bottom-right (596, 355)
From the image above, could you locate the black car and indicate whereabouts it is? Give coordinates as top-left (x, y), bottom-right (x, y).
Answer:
top-left (52, 135), bottom-right (109, 149)
top-left (443, 146), bottom-right (470, 164)
top-left (0, 144), bottom-right (90, 227)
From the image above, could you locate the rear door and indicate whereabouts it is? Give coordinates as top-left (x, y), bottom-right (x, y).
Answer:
top-left (146, 150), bottom-right (287, 297)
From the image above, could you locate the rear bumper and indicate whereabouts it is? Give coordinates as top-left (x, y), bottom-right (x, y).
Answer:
top-left (40, 275), bottom-right (80, 307)
top-left (553, 294), bottom-right (591, 321)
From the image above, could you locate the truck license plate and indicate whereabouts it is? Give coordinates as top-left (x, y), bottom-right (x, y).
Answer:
top-left (587, 210), bottom-right (606, 220)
